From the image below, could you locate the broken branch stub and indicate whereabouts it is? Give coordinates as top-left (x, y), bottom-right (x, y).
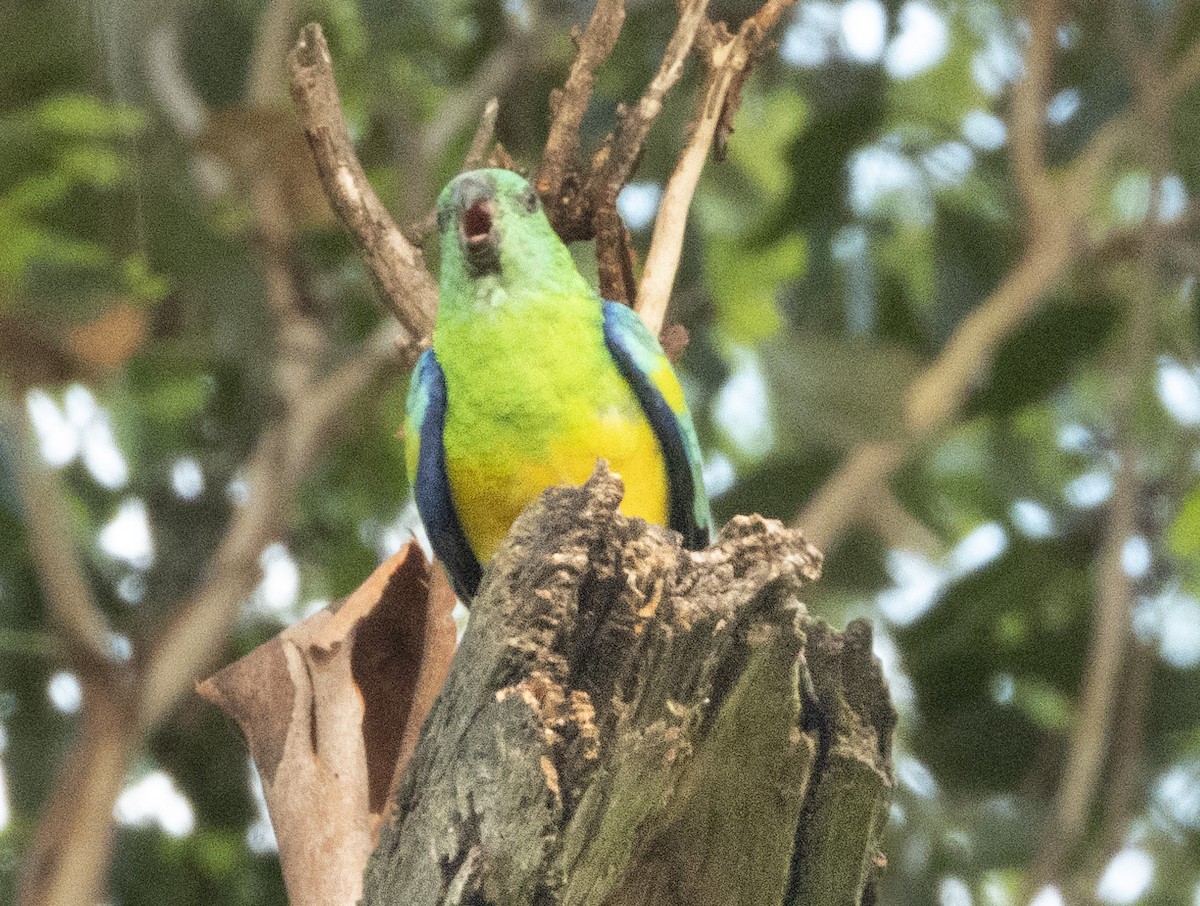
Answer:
top-left (363, 464), bottom-right (896, 906)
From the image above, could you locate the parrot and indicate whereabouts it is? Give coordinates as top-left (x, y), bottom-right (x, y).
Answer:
top-left (405, 168), bottom-right (712, 599)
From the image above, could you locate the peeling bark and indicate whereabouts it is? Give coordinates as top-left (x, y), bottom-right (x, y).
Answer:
top-left (200, 544), bottom-right (458, 906)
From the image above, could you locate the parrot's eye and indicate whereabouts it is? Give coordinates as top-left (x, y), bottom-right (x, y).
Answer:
top-left (520, 187), bottom-right (538, 214)
top-left (463, 199), bottom-right (493, 242)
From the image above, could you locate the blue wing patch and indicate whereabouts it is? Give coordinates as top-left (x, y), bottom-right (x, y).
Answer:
top-left (406, 349), bottom-right (482, 598)
top-left (601, 301), bottom-right (713, 549)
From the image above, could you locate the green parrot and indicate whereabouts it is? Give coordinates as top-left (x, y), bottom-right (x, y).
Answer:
top-left (405, 168), bottom-right (712, 598)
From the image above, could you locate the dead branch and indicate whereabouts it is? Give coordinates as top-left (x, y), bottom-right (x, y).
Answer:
top-left (536, 0), bottom-right (627, 223)
top-left (16, 13), bottom-right (407, 904)
top-left (288, 23), bottom-right (438, 349)
top-left (463, 97), bottom-right (501, 172)
top-left (1032, 56), bottom-right (1168, 886)
top-left (8, 420), bottom-right (119, 672)
top-left (1031, 448), bottom-right (1136, 885)
top-left (420, 32), bottom-right (545, 164)
top-left (358, 466), bottom-right (895, 906)
top-left (587, 0), bottom-right (709, 202)
top-left (586, 0), bottom-right (709, 304)
top-left (16, 680), bottom-right (137, 906)
top-left (635, 0), bottom-right (798, 335)
top-left (139, 332), bottom-right (398, 730)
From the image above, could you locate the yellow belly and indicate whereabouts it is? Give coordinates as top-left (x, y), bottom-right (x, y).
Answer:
top-left (446, 410), bottom-right (667, 562)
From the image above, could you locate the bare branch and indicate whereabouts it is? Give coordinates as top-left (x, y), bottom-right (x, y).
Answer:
top-left (1009, 0), bottom-right (1057, 230)
top-left (902, 234), bottom-right (1073, 434)
top-left (585, 0), bottom-right (708, 304)
top-left (145, 25), bottom-right (208, 140)
top-left (594, 203), bottom-right (639, 303)
top-left (1156, 35), bottom-right (1200, 115)
top-left (636, 0), bottom-right (797, 335)
top-left (3, 404), bottom-right (118, 673)
top-left (795, 34), bottom-right (1200, 550)
top-left (17, 682), bottom-right (135, 906)
top-left (463, 97), bottom-right (501, 171)
top-left (796, 443), bottom-right (908, 553)
top-left (420, 29), bottom-right (543, 163)
top-left (246, 0), bottom-right (297, 107)
top-left (868, 487), bottom-right (943, 558)
top-left (1032, 452), bottom-right (1136, 884)
top-left (139, 333), bottom-right (399, 730)
top-left (1033, 71), bottom-right (1167, 889)
top-left (536, 0), bottom-right (627, 214)
top-left (288, 23), bottom-right (438, 349)
top-left (588, 0), bottom-right (709, 200)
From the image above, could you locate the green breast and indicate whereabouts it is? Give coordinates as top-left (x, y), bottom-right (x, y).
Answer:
top-left (432, 287), bottom-right (666, 558)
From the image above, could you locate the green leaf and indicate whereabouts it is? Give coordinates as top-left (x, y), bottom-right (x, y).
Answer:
top-left (1011, 676), bottom-right (1072, 731)
top-left (885, 10), bottom-right (985, 133)
top-left (121, 253), bottom-right (169, 306)
top-left (759, 329), bottom-right (921, 450)
top-left (1169, 484), bottom-right (1200, 558)
top-left (705, 233), bottom-right (803, 344)
top-left (727, 89), bottom-right (807, 197)
top-left (967, 297), bottom-right (1120, 418)
top-left (35, 93), bottom-right (145, 139)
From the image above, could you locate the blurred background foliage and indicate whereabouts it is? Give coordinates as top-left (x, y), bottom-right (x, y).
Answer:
top-left (1, 0), bottom-right (1200, 904)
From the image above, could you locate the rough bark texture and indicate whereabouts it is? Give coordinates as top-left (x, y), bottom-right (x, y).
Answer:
top-left (362, 466), bottom-right (895, 906)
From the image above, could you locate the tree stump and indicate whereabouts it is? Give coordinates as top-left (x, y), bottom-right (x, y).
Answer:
top-left (362, 465), bottom-right (895, 906)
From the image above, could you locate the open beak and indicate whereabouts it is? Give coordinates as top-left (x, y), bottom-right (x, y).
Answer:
top-left (451, 175), bottom-right (500, 275)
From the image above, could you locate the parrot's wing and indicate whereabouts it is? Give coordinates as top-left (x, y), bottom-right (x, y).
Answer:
top-left (601, 301), bottom-right (713, 549)
top-left (406, 348), bottom-right (482, 598)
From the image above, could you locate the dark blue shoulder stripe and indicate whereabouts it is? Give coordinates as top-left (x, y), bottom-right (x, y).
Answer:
top-left (414, 351), bottom-right (482, 598)
top-left (601, 304), bottom-right (707, 550)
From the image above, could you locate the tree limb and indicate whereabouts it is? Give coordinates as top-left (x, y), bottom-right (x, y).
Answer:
top-left (795, 35), bottom-right (1200, 549)
top-left (1032, 47), bottom-right (1168, 885)
top-left (1009, 0), bottom-right (1057, 231)
top-left (288, 23), bottom-right (438, 350)
top-left (587, 0), bottom-right (709, 303)
top-left (17, 14), bottom-right (408, 904)
top-left (587, 0), bottom-right (709, 203)
top-left (139, 331), bottom-right (399, 730)
top-left (635, 0), bottom-right (798, 335)
top-left (7, 414), bottom-right (120, 672)
top-left (536, 0), bottom-right (627, 218)
top-left (463, 97), bottom-right (501, 172)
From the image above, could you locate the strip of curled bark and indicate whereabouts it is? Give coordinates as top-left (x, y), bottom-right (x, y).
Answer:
top-left (636, 0), bottom-right (797, 336)
top-left (288, 23), bottom-right (438, 352)
top-left (361, 464), bottom-right (895, 906)
top-left (200, 543), bottom-right (458, 906)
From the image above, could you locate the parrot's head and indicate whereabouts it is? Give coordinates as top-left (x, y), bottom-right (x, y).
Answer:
top-left (435, 168), bottom-right (588, 309)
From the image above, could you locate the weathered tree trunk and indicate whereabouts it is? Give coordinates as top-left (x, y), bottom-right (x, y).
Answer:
top-left (362, 466), bottom-right (895, 906)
